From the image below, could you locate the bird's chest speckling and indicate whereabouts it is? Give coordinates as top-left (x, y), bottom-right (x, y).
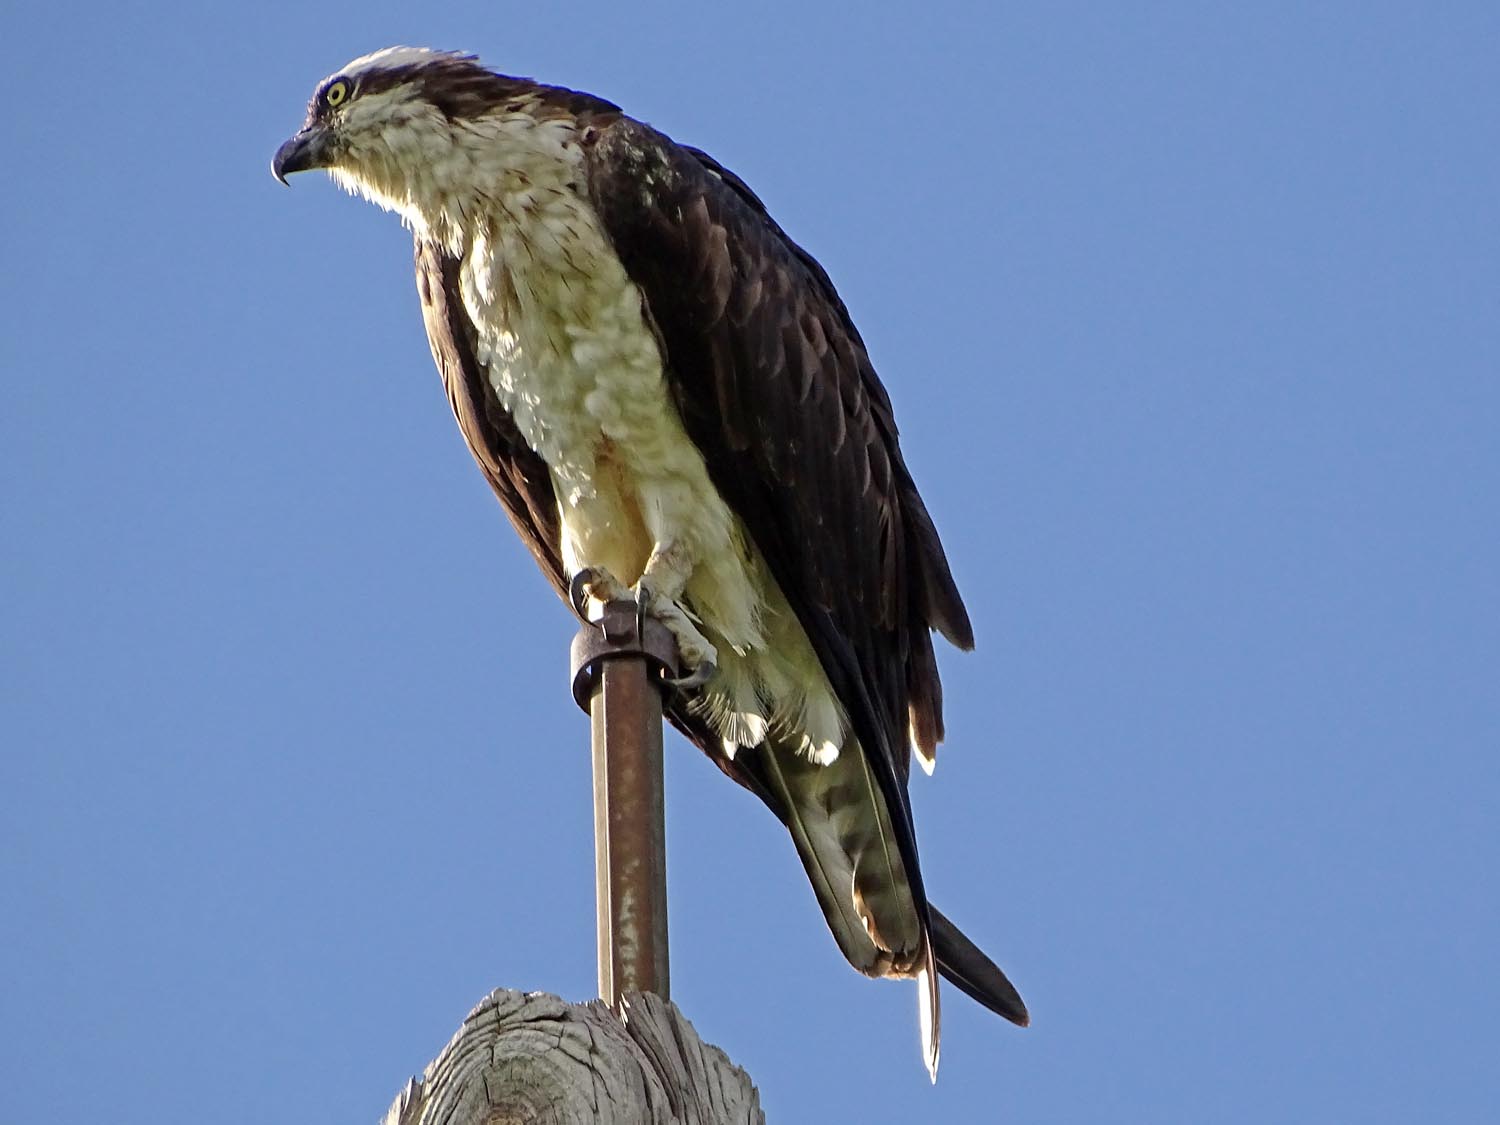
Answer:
top-left (456, 181), bottom-right (677, 509)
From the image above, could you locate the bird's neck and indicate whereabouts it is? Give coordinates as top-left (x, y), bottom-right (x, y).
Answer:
top-left (334, 109), bottom-right (587, 254)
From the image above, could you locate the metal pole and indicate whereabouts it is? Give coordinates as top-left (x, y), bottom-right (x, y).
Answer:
top-left (570, 600), bottom-right (678, 1009)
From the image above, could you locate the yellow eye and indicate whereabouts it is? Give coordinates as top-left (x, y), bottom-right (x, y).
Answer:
top-left (323, 79), bottom-right (350, 108)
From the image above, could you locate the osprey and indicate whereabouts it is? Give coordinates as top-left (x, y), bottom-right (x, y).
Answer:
top-left (273, 47), bottom-right (1026, 1076)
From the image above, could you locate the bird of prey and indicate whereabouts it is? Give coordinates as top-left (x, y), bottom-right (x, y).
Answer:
top-left (273, 47), bottom-right (1026, 1076)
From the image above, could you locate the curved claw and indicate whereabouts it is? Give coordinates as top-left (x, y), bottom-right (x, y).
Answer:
top-left (665, 658), bottom-right (717, 692)
top-left (568, 569), bottom-right (597, 625)
top-left (633, 584), bottom-right (651, 639)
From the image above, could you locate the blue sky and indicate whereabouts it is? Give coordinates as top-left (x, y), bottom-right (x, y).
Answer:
top-left (3, 2), bottom-right (1497, 1121)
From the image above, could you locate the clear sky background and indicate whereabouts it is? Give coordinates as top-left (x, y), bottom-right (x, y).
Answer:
top-left (3, 3), bottom-right (1496, 1122)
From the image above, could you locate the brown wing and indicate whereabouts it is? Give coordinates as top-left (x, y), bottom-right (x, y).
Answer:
top-left (583, 119), bottom-right (974, 914)
top-left (414, 239), bottom-right (566, 596)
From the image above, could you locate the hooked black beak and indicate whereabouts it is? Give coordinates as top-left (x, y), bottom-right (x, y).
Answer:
top-left (272, 125), bottom-right (333, 185)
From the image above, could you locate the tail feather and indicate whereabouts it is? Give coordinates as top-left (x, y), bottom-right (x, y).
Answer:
top-left (757, 739), bottom-right (923, 976)
top-left (918, 941), bottom-right (941, 1082)
top-left (929, 904), bottom-right (1029, 1027)
top-left (751, 740), bottom-right (1028, 1077)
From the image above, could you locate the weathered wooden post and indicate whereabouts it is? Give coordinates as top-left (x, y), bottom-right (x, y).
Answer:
top-left (381, 989), bottom-right (761, 1125)
top-left (381, 604), bottom-right (763, 1123)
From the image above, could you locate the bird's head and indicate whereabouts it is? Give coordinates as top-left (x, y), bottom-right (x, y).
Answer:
top-left (273, 47), bottom-right (603, 235)
top-left (274, 48), bottom-right (456, 189)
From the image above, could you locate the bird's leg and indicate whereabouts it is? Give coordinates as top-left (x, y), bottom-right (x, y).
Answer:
top-left (634, 540), bottom-right (718, 689)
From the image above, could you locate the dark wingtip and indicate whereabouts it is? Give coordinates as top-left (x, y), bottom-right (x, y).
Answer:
top-left (929, 904), bottom-right (1029, 1027)
top-left (938, 603), bottom-right (976, 652)
top-left (901, 478), bottom-right (975, 650)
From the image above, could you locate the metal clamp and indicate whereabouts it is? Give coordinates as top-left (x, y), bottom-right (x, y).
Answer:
top-left (569, 600), bottom-right (680, 712)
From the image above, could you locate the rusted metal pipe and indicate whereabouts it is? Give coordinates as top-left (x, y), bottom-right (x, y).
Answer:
top-left (570, 600), bottom-right (678, 1008)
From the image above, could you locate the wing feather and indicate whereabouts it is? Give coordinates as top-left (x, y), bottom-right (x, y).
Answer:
top-left (414, 240), bottom-right (566, 597)
top-left (584, 118), bottom-right (974, 919)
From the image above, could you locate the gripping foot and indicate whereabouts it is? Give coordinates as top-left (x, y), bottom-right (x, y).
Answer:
top-left (568, 566), bottom-right (630, 624)
top-left (569, 565), bottom-right (719, 690)
top-left (665, 658), bottom-right (717, 691)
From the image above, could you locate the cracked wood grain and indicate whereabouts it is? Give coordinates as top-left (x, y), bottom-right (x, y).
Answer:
top-left (382, 989), bottom-right (763, 1125)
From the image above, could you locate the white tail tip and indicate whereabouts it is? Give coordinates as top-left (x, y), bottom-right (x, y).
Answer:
top-left (919, 947), bottom-right (941, 1082)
